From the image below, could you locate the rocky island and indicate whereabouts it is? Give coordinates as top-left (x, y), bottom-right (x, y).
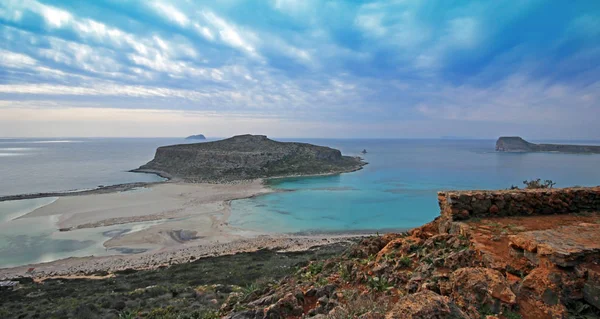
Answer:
top-left (496, 136), bottom-right (600, 153)
top-left (185, 134), bottom-right (206, 140)
top-left (133, 134), bottom-right (366, 182)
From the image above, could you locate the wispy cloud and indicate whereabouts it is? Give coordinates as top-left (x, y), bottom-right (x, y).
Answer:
top-left (150, 1), bottom-right (190, 27)
top-left (0, 0), bottom-right (598, 138)
top-left (200, 10), bottom-right (260, 58)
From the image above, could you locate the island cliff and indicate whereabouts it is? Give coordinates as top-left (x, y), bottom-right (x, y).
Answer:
top-left (185, 134), bottom-right (206, 140)
top-left (133, 134), bottom-right (365, 182)
top-left (496, 136), bottom-right (600, 153)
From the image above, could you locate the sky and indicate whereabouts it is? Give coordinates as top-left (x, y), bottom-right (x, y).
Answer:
top-left (0, 0), bottom-right (599, 139)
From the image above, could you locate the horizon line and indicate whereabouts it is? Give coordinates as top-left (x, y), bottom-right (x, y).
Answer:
top-left (1, 136), bottom-right (600, 141)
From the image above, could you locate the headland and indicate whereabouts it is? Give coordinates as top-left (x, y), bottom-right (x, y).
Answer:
top-left (496, 136), bottom-right (600, 153)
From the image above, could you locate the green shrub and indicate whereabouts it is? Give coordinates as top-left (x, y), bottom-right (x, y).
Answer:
top-left (503, 310), bottom-right (522, 319)
top-left (338, 264), bottom-right (351, 282)
top-left (118, 310), bottom-right (138, 319)
top-left (366, 276), bottom-right (392, 292)
top-left (478, 304), bottom-right (495, 318)
top-left (307, 261), bottom-right (324, 275)
top-left (515, 178), bottom-right (557, 189)
top-left (398, 256), bottom-right (411, 268)
top-left (199, 309), bottom-right (220, 319)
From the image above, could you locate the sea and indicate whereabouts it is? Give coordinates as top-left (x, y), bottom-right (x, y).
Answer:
top-left (1, 137), bottom-right (599, 268)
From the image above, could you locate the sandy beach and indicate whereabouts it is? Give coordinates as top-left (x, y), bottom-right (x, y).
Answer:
top-left (24, 180), bottom-right (269, 226)
top-left (18, 180), bottom-right (273, 247)
top-left (0, 180), bottom-right (370, 279)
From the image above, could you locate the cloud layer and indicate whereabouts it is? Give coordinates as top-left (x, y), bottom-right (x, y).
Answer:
top-left (1, 0), bottom-right (599, 138)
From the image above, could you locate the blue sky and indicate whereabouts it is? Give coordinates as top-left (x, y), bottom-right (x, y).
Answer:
top-left (0, 0), bottom-right (599, 138)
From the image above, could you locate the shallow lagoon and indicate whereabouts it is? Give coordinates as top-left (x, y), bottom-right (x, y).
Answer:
top-left (0, 196), bottom-right (165, 268)
top-left (230, 139), bottom-right (600, 233)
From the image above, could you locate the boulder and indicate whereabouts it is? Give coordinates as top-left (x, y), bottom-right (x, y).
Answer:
top-left (516, 267), bottom-right (568, 319)
top-left (450, 267), bottom-right (516, 317)
top-left (581, 264), bottom-right (600, 310)
top-left (265, 292), bottom-right (303, 317)
top-left (386, 290), bottom-right (468, 319)
top-left (444, 250), bottom-right (477, 270)
top-left (223, 310), bottom-right (263, 319)
top-left (358, 311), bottom-right (385, 319)
top-left (349, 235), bottom-right (396, 258)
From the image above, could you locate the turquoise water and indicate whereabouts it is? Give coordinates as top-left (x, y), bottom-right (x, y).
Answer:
top-left (230, 139), bottom-right (600, 233)
top-left (0, 196), bottom-right (165, 268)
top-left (1, 138), bottom-right (599, 267)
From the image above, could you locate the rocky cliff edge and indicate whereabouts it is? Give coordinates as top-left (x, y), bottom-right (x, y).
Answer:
top-left (222, 186), bottom-right (600, 319)
top-left (496, 136), bottom-right (600, 154)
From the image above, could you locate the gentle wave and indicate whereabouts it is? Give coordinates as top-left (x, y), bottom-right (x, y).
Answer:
top-left (0, 197), bottom-right (59, 223)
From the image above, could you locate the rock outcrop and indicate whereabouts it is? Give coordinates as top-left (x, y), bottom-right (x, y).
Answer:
top-left (185, 134), bottom-right (206, 140)
top-left (450, 267), bottom-right (516, 317)
top-left (496, 136), bottom-right (600, 153)
top-left (386, 290), bottom-right (468, 319)
top-left (508, 223), bottom-right (600, 267)
top-left (220, 186), bottom-right (600, 319)
top-left (133, 134), bottom-right (365, 182)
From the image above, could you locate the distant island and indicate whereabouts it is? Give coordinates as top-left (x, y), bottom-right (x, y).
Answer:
top-left (185, 134), bottom-right (206, 140)
top-left (496, 136), bottom-right (600, 154)
top-left (133, 134), bottom-right (366, 182)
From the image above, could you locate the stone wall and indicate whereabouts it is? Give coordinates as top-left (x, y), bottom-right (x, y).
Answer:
top-left (438, 187), bottom-right (600, 221)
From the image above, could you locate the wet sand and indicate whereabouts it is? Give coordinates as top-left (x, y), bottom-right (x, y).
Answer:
top-left (0, 180), bottom-right (373, 279)
top-left (18, 180), bottom-right (272, 245)
top-left (26, 180), bottom-right (265, 223)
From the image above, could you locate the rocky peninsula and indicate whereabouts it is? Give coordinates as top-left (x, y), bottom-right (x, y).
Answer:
top-left (133, 134), bottom-right (366, 182)
top-left (496, 136), bottom-right (600, 153)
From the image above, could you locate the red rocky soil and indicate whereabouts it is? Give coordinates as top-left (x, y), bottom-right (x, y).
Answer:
top-left (222, 212), bottom-right (600, 319)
